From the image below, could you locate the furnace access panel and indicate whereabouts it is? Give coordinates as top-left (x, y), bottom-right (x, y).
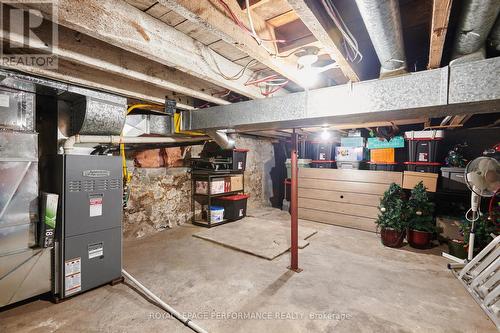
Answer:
top-left (51, 155), bottom-right (122, 299)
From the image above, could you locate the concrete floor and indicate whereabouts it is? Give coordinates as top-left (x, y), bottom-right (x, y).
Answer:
top-left (0, 209), bottom-right (496, 332)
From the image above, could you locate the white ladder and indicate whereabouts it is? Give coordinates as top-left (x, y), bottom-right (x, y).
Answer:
top-left (453, 235), bottom-right (500, 330)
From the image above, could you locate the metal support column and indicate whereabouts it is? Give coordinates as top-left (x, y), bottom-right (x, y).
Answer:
top-left (289, 129), bottom-right (302, 272)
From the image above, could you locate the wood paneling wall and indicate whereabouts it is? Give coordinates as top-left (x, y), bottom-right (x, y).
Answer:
top-left (298, 168), bottom-right (403, 232)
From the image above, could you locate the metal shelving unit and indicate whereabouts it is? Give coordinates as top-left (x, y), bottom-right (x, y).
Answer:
top-left (191, 170), bottom-right (245, 228)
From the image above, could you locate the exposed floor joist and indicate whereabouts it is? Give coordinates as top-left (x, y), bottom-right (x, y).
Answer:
top-left (1, 23), bottom-right (229, 106)
top-left (157, 0), bottom-right (305, 86)
top-left (427, 0), bottom-right (453, 69)
top-left (3, 60), bottom-right (195, 109)
top-left (23, 0), bottom-right (266, 99)
top-left (287, 0), bottom-right (360, 82)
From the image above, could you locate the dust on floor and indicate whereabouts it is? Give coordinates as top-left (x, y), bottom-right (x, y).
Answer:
top-left (0, 209), bottom-right (495, 332)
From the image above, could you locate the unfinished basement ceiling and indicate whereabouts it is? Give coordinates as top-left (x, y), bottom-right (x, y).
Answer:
top-left (4, 0), bottom-right (499, 121)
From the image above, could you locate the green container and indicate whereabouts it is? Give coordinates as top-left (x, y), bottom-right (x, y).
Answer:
top-left (285, 159), bottom-right (311, 178)
top-left (367, 136), bottom-right (405, 149)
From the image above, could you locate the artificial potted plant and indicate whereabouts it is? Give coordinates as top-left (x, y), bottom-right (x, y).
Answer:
top-left (407, 182), bottom-right (437, 249)
top-left (460, 215), bottom-right (497, 256)
top-left (375, 183), bottom-right (408, 248)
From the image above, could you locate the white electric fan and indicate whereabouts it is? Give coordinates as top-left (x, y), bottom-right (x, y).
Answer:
top-left (463, 157), bottom-right (500, 260)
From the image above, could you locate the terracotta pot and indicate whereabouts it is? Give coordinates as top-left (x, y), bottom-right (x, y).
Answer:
top-left (380, 227), bottom-right (405, 248)
top-left (408, 229), bottom-right (433, 249)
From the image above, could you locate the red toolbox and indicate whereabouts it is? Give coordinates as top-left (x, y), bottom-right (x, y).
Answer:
top-left (212, 194), bottom-right (250, 221)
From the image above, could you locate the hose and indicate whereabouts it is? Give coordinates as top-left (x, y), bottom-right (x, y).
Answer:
top-left (122, 269), bottom-right (208, 333)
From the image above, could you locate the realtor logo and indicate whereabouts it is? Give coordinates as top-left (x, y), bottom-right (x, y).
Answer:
top-left (0, 0), bottom-right (58, 69)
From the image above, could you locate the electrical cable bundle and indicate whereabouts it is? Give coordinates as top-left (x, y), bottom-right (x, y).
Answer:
top-left (321, 0), bottom-right (363, 63)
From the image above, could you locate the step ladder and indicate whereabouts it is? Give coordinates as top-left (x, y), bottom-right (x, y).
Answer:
top-left (451, 235), bottom-right (500, 330)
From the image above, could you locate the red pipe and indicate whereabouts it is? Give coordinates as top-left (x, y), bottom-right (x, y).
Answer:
top-left (290, 129), bottom-right (301, 272)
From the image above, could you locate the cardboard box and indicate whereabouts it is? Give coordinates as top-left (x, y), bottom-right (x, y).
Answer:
top-left (195, 179), bottom-right (226, 194)
top-left (403, 171), bottom-right (438, 192)
top-left (335, 147), bottom-right (367, 161)
top-left (230, 174), bottom-right (244, 192)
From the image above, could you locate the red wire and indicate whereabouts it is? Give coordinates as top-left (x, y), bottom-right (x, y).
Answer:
top-left (261, 81), bottom-right (289, 96)
top-left (245, 74), bottom-right (279, 86)
top-left (214, 0), bottom-right (286, 43)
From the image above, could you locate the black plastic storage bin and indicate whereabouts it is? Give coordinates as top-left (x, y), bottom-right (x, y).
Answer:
top-left (311, 160), bottom-right (336, 168)
top-left (217, 148), bottom-right (249, 171)
top-left (407, 139), bottom-right (441, 163)
top-left (368, 162), bottom-right (399, 171)
top-left (405, 162), bottom-right (441, 173)
top-left (212, 194), bottom-right (249, 220)
top-left (309, 142), bottom-right (334, 161)
top-left (441, 167), bottom-right (467, 191)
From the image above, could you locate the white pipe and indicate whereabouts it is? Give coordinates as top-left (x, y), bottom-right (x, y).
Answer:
top-left (63, 134), bottom-right (209, 154)
top-left (122, 269), bottom-right (208, 333)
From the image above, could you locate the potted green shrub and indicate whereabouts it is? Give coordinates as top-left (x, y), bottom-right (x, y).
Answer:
top-left (460, 215), bottom-right (497, 256)
top-left (375, 183), bottom-right (408, 248)
top-left (407, 182), bottom-right (437, 249)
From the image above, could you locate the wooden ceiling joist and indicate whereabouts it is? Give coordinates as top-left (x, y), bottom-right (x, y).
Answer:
top-left (1, 21), bottom-right (230, 105)
top-left (4, 60), bottom-right (195, 109)
top-left (23, 0), bottom-right (265, 99)
top-left (286, 0), bottom-right (360, 82)
top-left (427, 0), bottom-right (453, 69)
top-left (157, 0), bottom-right (304, 85)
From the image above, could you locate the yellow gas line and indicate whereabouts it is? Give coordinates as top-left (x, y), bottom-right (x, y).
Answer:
top-left (121, 104), bottom-right (205, 185)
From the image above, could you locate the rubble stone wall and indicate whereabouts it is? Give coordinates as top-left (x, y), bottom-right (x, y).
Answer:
top-left (123, 135), bottom-right (275, 239)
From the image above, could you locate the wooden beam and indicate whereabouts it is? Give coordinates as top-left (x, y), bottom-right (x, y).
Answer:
top-left (3, 60), bottom-right (196, 109)
top-left (450, 114), bottom-right (472, 125)
top-left (157, 0), bottom-right (305, 85)
top-left (267, 10), bottom-right (298, 27)
top-left (0, 22), bottom-right (230, 105)
top-left (287, 0), bottom-right (360, 82)
top-left (23, 0), bottom-right (265, 99)
top-left (427, 0), bottom-right (453, 69)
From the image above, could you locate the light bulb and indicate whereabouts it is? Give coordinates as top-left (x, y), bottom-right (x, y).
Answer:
top-left (321, 128), bottom-right (331, 141)
top-left (298, 65), bottom-right (319, 88)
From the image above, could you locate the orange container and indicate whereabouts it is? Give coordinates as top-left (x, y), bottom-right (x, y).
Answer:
top-left (370, 148), bottom-right (395, 163)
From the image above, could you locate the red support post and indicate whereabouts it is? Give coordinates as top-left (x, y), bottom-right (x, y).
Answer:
top-left (289, 129), bottom-right (301, 272)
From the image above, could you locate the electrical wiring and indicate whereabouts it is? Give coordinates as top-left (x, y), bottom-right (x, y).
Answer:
top-left (261, 81), bottom-right (289, 96)
top-left (321, 0), bottom-right (363, 63)
top-left (245, 74), bottom-right (279, 86)
top-left (212, 0), bottom-right (284, 57)
top-left (210, 56), bottom-right (258, 81)
top-left (214, 0), bottom-right (285, 43)
top-left (245, 0), bottom-right (275, 56)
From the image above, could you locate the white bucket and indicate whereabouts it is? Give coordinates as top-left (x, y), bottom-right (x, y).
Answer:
top-left (209, 206), bottom-right (224, 223)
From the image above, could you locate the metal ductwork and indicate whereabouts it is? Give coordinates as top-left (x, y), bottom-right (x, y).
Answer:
top-left (489, 17), bottom-right (500, 54)
top-left (187, 57), bottom-right (500, 132)
top-left (206, 130), bottom-right (235, 150)
top-left (354, 0), bottom-right (407, 77)
top-left (451, 0), bottom-right (500, 63)
top-left (63, 135), bottom-right (209, 154)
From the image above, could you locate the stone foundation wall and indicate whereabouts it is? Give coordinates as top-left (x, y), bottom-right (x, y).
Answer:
top-left (123, 135), bottom-right (275, 239)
